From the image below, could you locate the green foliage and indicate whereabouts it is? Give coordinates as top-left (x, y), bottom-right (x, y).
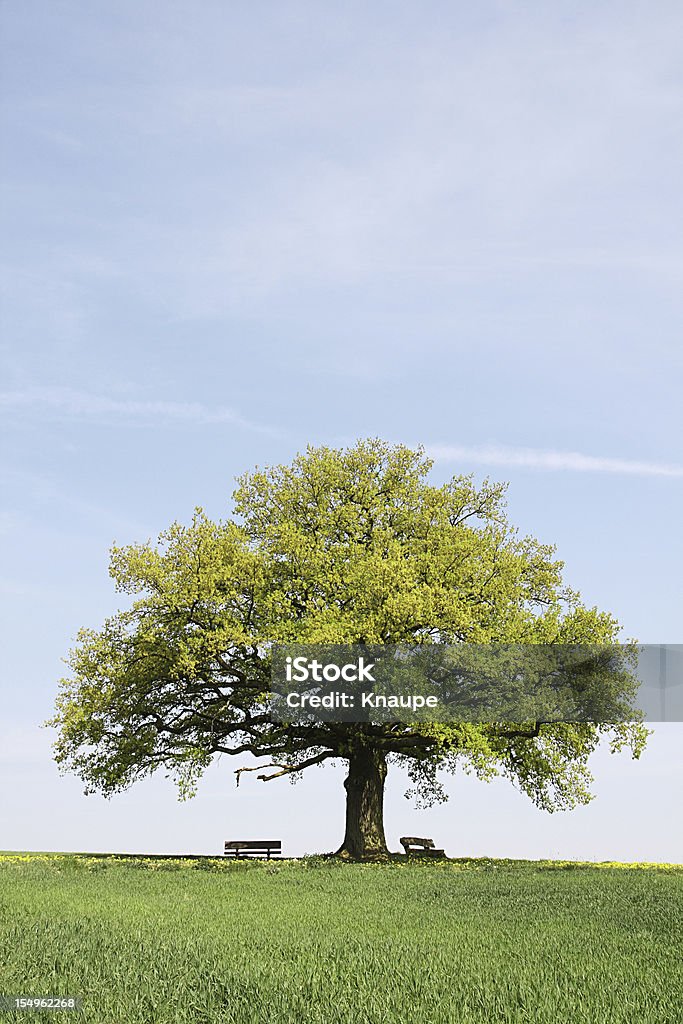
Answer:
top-left (50, 439), bottom-right (647, 811)
top-left (1, 858), bottom-right (680, 1024)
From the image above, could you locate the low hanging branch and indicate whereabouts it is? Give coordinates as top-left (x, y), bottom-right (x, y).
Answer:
top-left (234, 750), bottom-right (334, 786)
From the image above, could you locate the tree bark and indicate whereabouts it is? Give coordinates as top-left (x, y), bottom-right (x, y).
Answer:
top-left (336, 746), bottom-right (388, 859)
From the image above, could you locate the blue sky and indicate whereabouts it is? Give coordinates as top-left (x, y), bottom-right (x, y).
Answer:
top-left (1, 1), bottom-right (681, 859)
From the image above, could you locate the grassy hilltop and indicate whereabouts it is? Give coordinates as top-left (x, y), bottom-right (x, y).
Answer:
top-left (0, 855), bottom-right (681, 1024)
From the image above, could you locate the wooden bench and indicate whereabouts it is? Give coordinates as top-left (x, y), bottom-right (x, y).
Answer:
top-left (223, 840), bottom-right (282, 860)
top-left (399, 836), bottom-right (445, 858)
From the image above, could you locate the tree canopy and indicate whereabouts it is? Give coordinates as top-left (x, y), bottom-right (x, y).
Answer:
top-left (51, 440), bottom-right (647, 858)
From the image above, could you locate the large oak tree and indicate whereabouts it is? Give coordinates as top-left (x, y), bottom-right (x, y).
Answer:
top-left (51, 441), bottom-right (646, 858)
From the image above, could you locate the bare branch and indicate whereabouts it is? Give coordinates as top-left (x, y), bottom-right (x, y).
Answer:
top-left (235, 750), bottom-right (333, 786)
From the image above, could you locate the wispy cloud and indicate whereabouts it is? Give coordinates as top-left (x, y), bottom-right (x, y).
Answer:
top-left (0, 467), bottom-right (153, 538)
top-left (0, 387), bottom-right (284, 438)
top-left (428, 444), bottom-right (683, 479)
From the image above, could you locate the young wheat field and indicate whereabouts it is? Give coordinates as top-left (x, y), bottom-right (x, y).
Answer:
top-left (0, 855), bottom-right (681, 1024)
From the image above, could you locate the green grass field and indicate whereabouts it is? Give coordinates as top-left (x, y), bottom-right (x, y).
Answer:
top-left (1, 855), bottom-right (681, 1024)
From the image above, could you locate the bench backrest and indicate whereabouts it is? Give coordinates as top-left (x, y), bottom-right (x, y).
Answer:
top-left (224, 840), bottom-right (281, 852)
top-left (400, 836), bottom-right (435, 849)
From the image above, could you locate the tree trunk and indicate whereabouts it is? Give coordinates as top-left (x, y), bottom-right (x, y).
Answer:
top-left (336, 746), bottom-right (388, 859)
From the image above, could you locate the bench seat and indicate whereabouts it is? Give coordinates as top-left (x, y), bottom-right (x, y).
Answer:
top-left (400, 836), bottom-right (445, 857)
